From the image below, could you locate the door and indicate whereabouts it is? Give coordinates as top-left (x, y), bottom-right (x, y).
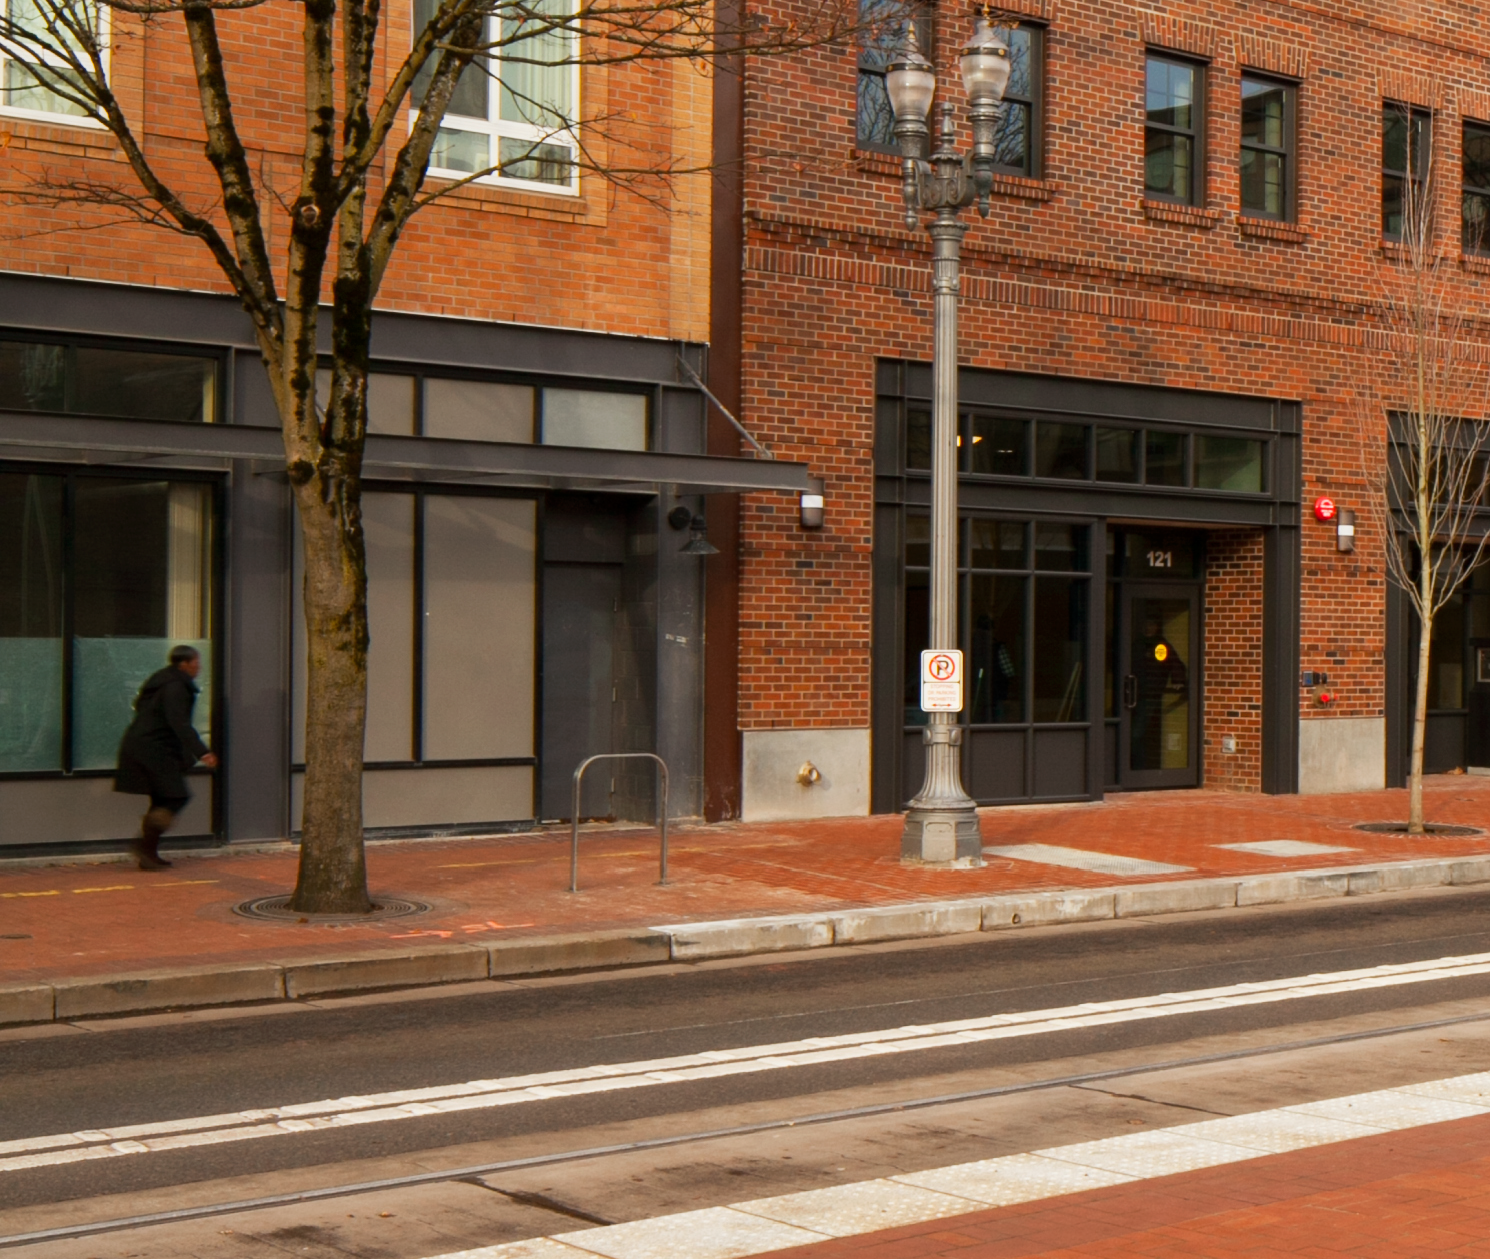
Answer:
top-left (1470, 640), bottom-right (1490, 770)
top-left (1119, 584), bottom-right (1200, 789)
top-left (540, 564), bottom-right (621, 820)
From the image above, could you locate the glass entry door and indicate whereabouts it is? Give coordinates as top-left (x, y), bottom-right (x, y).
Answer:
top-left (1120, 584), bottom-right (1199, 789)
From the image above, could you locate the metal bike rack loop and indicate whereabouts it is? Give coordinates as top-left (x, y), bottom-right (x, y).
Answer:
top-left (569, 753), bottom-right (669, 892)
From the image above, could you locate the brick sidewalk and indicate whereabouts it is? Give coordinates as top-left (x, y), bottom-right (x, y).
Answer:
top-left (1, 776), bottom-right (1487, 985)
top-left (766, 1111), bottom-right (1490, 1257)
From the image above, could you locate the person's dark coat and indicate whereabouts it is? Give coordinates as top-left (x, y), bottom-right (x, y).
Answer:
top-left (114, 667), bottom-right (209, 803)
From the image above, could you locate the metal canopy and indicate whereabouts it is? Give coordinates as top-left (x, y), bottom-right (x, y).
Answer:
top-left (0, 413), bottom-right (811, 495)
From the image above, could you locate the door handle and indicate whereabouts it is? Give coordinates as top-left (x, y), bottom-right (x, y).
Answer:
top-left (1123, 675), bottom-right (1138, 710)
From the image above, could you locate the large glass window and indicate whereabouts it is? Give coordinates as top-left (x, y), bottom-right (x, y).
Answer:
top-left (1463, 121), bottom-right (1490, 255)
top-left (1146, 54), bottom-right (1203, 205)
top-left (911, 407), bottom-right (1268, 494)
top-left (903, 515), bottom-right (1089, 727)
top-left (1383, 102), bottom-right (1431, 241)
top-left (855, 0), bottom-right (932, 152)
top-left (0, 471), bottom-right (62, 771)
top-left (0, 470), bottom-right (215, 774)
top-left (1, 0), bottom-right (98, 121)
top-left (0, 337), bottom-right (218, 422)
top-left (1195, 434), bottom-right (1264, 491)
top-left (1240, 74), bottom-right (1294, 221)
top-left (990, 25), bottom-right (1042, 177)
top-left (412, 0), bottom-right (577, 191)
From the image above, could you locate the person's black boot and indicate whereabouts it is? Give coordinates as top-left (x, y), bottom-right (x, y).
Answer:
top-left (134, 808), bottom-right (175, 870)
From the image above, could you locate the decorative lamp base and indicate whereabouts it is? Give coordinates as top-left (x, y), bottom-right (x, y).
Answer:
top-left (900, 807), bottom-right (984, 866)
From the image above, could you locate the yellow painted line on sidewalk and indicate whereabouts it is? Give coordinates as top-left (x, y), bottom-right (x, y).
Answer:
top-left (0, 880), bottom-right (217, 899)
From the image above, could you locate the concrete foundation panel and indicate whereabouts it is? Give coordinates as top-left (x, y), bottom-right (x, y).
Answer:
top-left (1298, 717), bottom-right (1386, 795)
top-left (0, 777), bottom-right (214, 847)
top-left (741, 728), bottom-right (870, 822)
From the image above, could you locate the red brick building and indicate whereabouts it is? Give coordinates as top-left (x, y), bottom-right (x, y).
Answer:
top-left (705, 0), bottom-right (1490, 820)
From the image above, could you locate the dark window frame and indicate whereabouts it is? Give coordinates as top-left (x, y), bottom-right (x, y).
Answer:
top-left (855, 2), bottom-right (934, 154)
top-left (1383, 100), bottom-right (1432, 242)
top-left (1239, 72), bottom-right (1297, 223)
top-left (989, 22), bottom-right (1045, 179)
top-left (1144, 50), bottom-right (1207, 207)
top-left (1463, 119), bottom-right (1490, 255)
top-left (0, 328), bottom-right (225, 425)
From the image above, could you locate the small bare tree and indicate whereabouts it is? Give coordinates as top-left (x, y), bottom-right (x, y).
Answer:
top-left (1, 0), bottom-right (870, 910)
top-left (1367, 107), bottom-right (1490, 833)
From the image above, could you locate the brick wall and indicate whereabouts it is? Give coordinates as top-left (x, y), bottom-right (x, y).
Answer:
top-left (731, 0), bottom-right (1484, 790)
top-left (1203, 530), bottom-right (1265, 791)
top-left (0, 6), bottom-right (712, 345)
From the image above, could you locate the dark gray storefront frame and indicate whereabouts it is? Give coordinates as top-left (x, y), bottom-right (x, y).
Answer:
top-left (871, 360), bottom-right (1303, 812)
top-left (0, 272), bottom-right (810, 849)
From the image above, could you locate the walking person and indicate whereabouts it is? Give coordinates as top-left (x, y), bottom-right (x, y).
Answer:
top-left (114, 645), bottom-right (218, 870)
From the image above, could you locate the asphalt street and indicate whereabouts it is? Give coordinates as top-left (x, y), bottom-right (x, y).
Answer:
top-left (7, 886), bottom-right (1490, 1256)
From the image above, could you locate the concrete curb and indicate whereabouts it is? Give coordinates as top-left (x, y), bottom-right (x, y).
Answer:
top-left (5, 855), bottom-right (1490, 1027)
top-left (649, 855), bottom-right (1490, 960)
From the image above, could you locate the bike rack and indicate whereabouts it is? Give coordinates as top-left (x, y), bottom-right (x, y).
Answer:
top-left (569, 752), bottom-right (669, 892)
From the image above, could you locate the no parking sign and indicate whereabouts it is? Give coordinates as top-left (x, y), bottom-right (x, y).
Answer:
top-left (920, 649), bottom-right (964, 712)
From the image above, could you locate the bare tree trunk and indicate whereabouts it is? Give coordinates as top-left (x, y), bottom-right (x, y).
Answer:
top-left (290, 468), bottom-right (372, 913)
top-left (1409, 597), bottom-right (1432, 834)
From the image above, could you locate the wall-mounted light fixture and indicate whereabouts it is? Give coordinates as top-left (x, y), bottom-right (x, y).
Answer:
top-left (800, 476), bottom-right (825, 529)
top-left (1336, 508), bottom-right (1356, 553)
top-left (680, 513), bottom-right (719, 556)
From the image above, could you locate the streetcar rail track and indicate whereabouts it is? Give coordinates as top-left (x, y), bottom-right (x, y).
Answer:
top-left (6, 1005), bottom-right (1490, 1249)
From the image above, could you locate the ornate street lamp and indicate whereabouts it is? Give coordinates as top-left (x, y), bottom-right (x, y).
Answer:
top-left (887, 15), bottom-right (1010, 864)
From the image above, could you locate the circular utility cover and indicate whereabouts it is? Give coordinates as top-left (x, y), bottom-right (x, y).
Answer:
top-left (1353, 822), bottom-right (1484, 837)
top-left (232, 895), bottom-right (431, 923)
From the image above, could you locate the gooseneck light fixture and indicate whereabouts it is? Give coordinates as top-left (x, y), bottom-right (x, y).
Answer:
top-left (888, 15), bottom-right (1010, 865)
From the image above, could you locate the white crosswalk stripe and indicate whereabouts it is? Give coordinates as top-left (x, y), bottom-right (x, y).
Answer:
top-left (428, 1070), bottom-right (1490, 1259)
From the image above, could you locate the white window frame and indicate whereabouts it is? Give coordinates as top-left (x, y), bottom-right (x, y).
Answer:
top-left (411, 2), bottom-right (581, 197)
top-left (0, 0), bottom-right (107, 128)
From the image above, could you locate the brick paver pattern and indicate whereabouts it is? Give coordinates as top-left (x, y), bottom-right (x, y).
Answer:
top-left (766, 1112), bottom-right (1490, 1258)
top-left (1, 776), bottom-right (1487, 984)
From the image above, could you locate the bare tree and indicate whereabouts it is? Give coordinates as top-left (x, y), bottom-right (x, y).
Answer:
top-left (1, 0), bottom-right (870, 911)
top-left (1367, 107), bottom-right (1490, 833)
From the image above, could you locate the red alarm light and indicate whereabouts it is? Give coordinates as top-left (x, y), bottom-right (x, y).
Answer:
top-left (1314, 497), bottom-right (1337, 522)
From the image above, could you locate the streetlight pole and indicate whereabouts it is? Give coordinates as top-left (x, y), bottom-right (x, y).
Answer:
top-left (887, 18), bottom-right (1010, 865)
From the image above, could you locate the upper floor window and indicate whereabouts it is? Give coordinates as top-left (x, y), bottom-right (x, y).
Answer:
top-left (0, 0), bottom-right (100, 123)
top-left (856, 0), bottom-right (932, 153)
top-left (1239, 74), bottom-right (1295, 221)
top-left (990, 24), bottom-right (1043, 177)
top-left (1145, 54), bottom-right (1204, 205)
top-left (1382, 101), bottom-right (1430, 241)
top-left (412, 0), bottom-right (578, 193)
top-left (1463, 120), bottom-right (1490, 254)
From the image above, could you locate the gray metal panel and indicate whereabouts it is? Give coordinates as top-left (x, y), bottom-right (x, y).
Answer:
top-left (0, 270), bottom-right (707, 385)
top-left (224, 460), bottom-right (292, 841)
top-left (0, 413), bottom-right (814, 494)
top-left (904, 363), bottom-right (1285, 432)
top-left (654, 496), bottom-right (704, 817)
top-left (656, 386), bottom-right (707, 455)
top-left (886, 476), bottom-right (1285, 527)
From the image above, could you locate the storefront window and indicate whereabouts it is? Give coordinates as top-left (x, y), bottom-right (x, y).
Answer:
top-left (0, 471), bottom-right (214, 774)
top-left (1430, 592), bottom-right (1466, 710)
top-left (0, 472), bottom-right (63, 771)
top-left (1195, 435), bottom-right (1265, 491)
top-left (0, 339), bottom-right (218, 422)
top-left (903, 513), bottom-right (1090, 728)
